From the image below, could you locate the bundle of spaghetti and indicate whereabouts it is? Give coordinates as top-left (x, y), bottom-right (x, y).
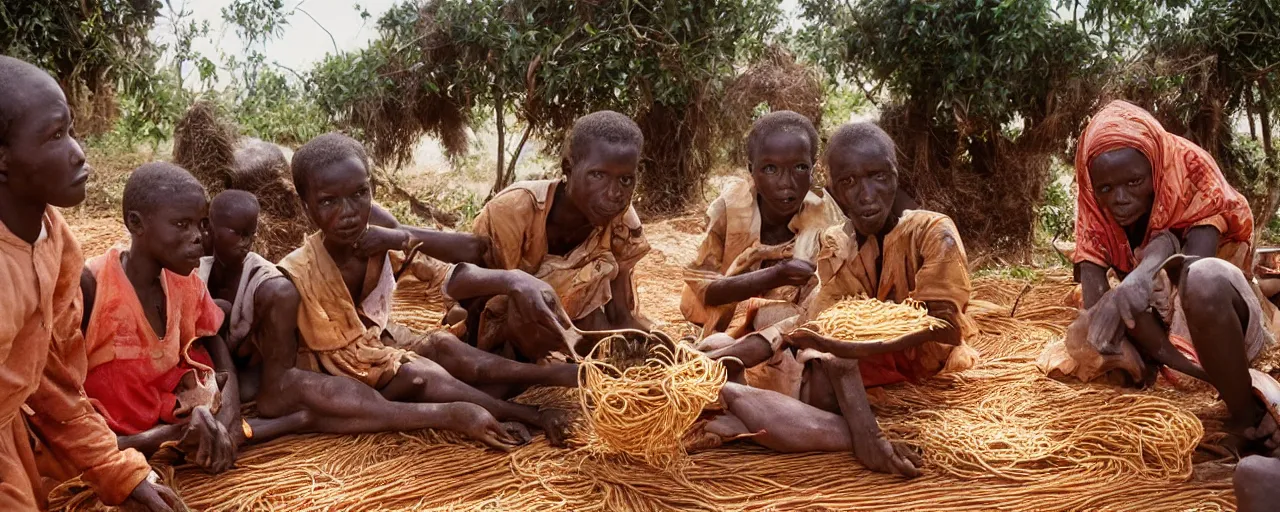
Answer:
top-left (806, 297), bottom-right (949, 342)
top-left (577, 335), bottom-right (726, 469)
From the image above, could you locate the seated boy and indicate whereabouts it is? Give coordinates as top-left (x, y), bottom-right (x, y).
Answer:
top-left (201, 189), bottom-right (528, 448)
top-left (79, 163), bottom-right (252, 473)
top-left (1036, 101), bottom-right (1280, 441)
top-left (701, 123), bottom-right (979, 477)
top-left (682, 110), bottom-right (842, 393)
top-left (465, 110), bottom-right (652, 360)
top-left (265, 132), bottom-right (577, 446)
top-left (0, 54), bottom-right (178, 511)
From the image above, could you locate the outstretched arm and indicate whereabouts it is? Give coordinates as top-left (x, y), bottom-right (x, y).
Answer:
top-left (786, 300), bottom-right (961, 359)
top-left (368, 203), bottom-right (488, 265)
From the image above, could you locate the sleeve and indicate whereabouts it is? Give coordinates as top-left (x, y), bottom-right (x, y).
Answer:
top-left (471, 191), bottom-right (532, 271)
top-left (24, 222), bottom-right (150, 506)
top-left (912, 216), bottom-right (972, 318)
top-left (680, 199), bottom-right (729, 324)
top-left (1072, 192), bottom-right (1114, 269)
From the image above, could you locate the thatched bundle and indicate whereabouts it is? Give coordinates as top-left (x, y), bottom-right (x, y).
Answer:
top-left (721, 46), bottom-right (825, 163)
top-left (173, 101), bottom-right (238, 195)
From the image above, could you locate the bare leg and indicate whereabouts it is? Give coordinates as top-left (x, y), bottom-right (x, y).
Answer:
top-left (256, 368), bottom-right (523, 450)
top-left (702, 333), bottom-right (775, 369)
top-left (379, 359), bottom-right (571, 446)
top-left (818, 357), bottom-right (921, 477)
top-left (1235, 455), bottom-right (1280, 512)
top-left (717, 382), bottom-right (854, 452)
top-left (117, 424), bottom-right (187, 457)
top-left (412, 331), bottom-right (578, 389)
top-left (1182, 264), bottom-right (1266, 430)
top-left (1125, 309), bottom-right (1208, 380)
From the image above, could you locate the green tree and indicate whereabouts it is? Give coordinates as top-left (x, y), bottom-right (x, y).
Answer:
top-left (1106, 0), bottom-right (1280, 231)
top-left (313, 0), bottom-right (781, 212)
top-left (1, 1), bottom-right (163, 136)
top-left (799, 0), bottom-right (1106, 256)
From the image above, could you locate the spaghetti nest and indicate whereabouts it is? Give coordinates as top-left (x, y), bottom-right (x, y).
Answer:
top-left (578, 334), bottom-right (726, 469)
top-left (808, 297), bottom-right (950, 342)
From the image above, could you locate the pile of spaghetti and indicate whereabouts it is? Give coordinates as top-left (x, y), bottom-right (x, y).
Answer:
top-left (577, 334), bottom-right (726, 469)
top-left (807, 297), bottom-right (950, 341)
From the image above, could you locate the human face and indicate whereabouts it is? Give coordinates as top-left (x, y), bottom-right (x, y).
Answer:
top-left (210, 204), bottom-right (259, 267)
top-left (130, 189), bottom-right (208, 276)
top-left (0, 73), bottom-right (88, 207)
top-left (1088, 148), bottom-right (1154, 228)
top-left (750, 131), bottom-right (814, 219)
top-left (825, 144), bottom-right (898, 236)
top-left (564, 141), bottom-right (639, 227)
top-left (302, 156), bottom-right (373, 246)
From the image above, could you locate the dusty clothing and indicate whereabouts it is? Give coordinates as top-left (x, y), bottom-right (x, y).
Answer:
top-left (1074, 100), bottom-right (1255, 275)
top-left (1039, 256), bottom-right (1278, 384)
top-left (472, 180), bottom-right (649, 320)
top-left (279, 233), bottom-right (420, 388)
top-left (468, 180), bottom-right (650, 355)
top-left (199, 253), bottom-right (282, 352)
top-left (81, 247), bottom-right (224, 436)
top-left (1, 208), bottom-right (151, 509)
top-left (750, 210), bottom-right (980, 399)
top-left (680, 178), bottom-right (843, 334)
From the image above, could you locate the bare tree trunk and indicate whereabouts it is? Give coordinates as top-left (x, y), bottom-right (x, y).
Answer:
top-left (490, 90), bottom-right (507, 200)
top-left (1247, 86), bottom-right (1259, 141)
top-left (505, 123), bottom-right (534, 187)
top-left (1255, 79), bottom-right (1278, 233)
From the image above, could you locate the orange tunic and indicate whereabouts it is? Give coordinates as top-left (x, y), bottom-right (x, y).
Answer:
top-left (1, 208), bottom-right (151, 509)
top-left (81, 247), bottom-right (224, 435)
top-left (680, 177), bottom-right (843, 334)
top-left (743, 210), bottom-right (980, 399)
top-left (807, 210), bottom-right (979, 386)
top-left (1073, 100), bottom-right (1255, 274)
top-left (279, 233), bottom-right (418, 388)
top-left (472, 180), bottom-right (650, 320)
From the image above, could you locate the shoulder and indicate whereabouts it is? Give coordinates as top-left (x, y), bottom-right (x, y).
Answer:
top-left (903, 210), bottom-right (966, 256)
top-left (368, 203), bottom-right (401, 229)
top-left (255, 276), bottom-right (300, 309)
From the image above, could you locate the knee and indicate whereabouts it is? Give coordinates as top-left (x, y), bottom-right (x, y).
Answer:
top-left (696, 333), bottom-right (736, 352)
top-left (1235, 455), bottom-right (1280, 508)
top-left (1181, 260), bottom-right (1244, 318)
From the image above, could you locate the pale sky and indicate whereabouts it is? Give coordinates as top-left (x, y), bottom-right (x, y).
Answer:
top-left (152, 0), bottom-right (402, 87)
top-left (154, 0), bottom-right (803, 88)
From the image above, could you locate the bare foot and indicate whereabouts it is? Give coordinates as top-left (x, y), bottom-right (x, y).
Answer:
top-left (853, 435), bottom-right (921, 477)
top-left (537, 408), bottom-right (574, 447)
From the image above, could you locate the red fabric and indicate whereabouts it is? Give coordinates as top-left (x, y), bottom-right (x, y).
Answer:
top-left (83, 349), bottom-right (214, 435)
top-left (1073, 100), bottom-right (1254, 273)
top-left (82, 247), bottom-right (224, 435)
top-left (858, 351), bottom-right (926, 388)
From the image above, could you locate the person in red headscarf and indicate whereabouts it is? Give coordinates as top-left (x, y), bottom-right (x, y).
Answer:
top-left (1038, 100), bottom-right (1280, 451)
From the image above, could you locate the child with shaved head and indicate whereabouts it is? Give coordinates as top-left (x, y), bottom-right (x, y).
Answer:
top-left (464, 110), bottom-right (652, 360)
top-left (0, 55), bottom-right (179, 510)
top-left (682, 110), bottom-right (843, 391)
top-left (697, 122), bottom-right (979, 476)
top-left (260, 132), bottom-right (580, 448)
top-left (79, 163), bottom-right (247, 474)
top-left (202, 188), bottom-right (549, 445)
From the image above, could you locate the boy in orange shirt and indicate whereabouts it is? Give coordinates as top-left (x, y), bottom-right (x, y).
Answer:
top-left (0, 54), bottom-right (178, 511)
